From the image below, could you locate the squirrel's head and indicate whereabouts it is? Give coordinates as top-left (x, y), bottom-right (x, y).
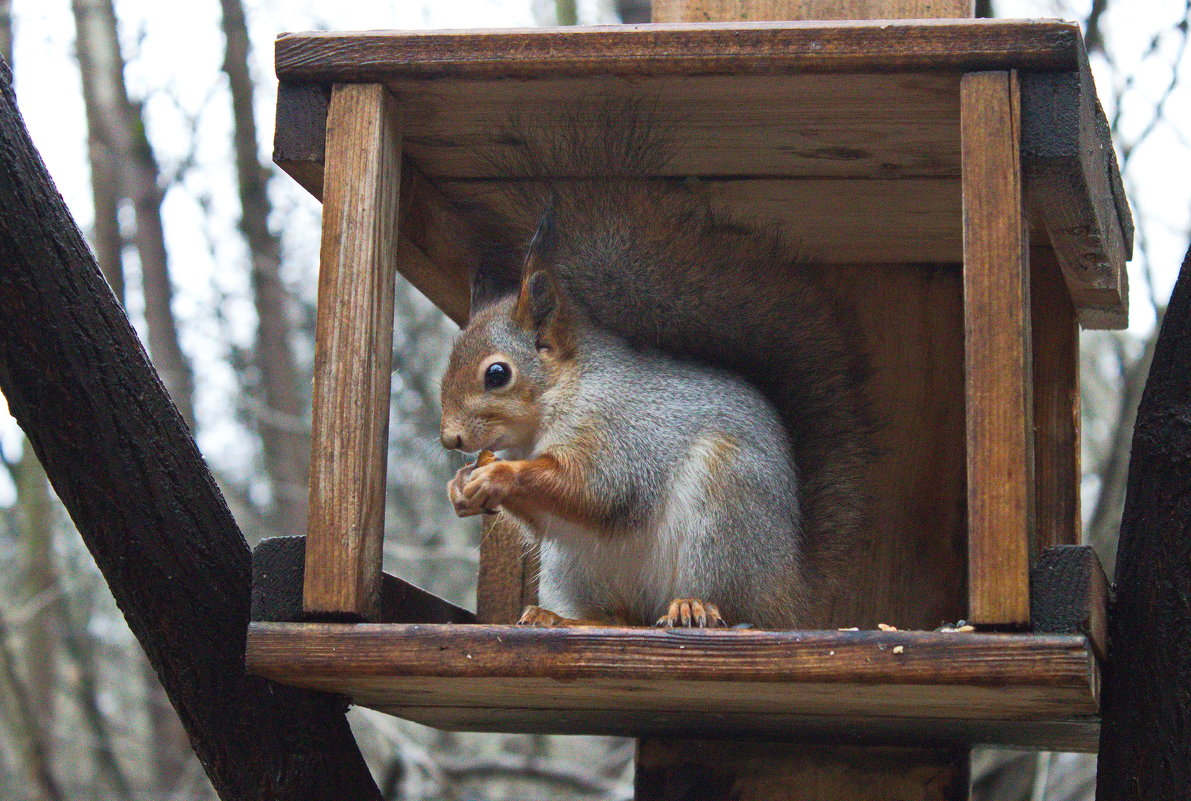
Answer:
top-left (440, 207), bottom-right (578, 454)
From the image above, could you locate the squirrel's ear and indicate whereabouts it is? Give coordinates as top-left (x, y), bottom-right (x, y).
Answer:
top-left (513, 270), bottom-right (576, 357)
top-left (514, 270), bottom-right (559, 330)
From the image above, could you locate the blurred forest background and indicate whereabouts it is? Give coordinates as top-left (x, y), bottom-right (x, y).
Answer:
top-left (0, 0), bottom-right (1186, 799)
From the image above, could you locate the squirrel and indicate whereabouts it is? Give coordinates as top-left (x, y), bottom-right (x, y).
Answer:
top-left (439, 105), bottom-right (872, 629)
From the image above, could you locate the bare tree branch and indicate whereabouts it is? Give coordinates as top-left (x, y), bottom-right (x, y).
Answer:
top-left (0, 605), bottom-right (64, 801)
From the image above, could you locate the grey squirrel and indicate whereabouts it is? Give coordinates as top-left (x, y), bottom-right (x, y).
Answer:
top-left (438, 109), bottom-right (871, 629)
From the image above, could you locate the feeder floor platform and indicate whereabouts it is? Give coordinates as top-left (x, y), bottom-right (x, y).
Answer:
top-left (247, 623), bottom-right (1099, 751)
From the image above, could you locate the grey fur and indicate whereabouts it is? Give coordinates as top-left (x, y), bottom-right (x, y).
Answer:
top-left (483, 300), bottom-right (805, 628)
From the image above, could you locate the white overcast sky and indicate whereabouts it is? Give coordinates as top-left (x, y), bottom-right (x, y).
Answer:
top-left (1, 0), bottom-right (1189, 501)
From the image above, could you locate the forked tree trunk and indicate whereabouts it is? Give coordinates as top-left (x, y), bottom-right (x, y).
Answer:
top-left (219, 0), bottom-right (310, 538)
top-left (0, 56), bottom-right (382, 801)
top-left (1096, 247), bottom-right (1191, 799)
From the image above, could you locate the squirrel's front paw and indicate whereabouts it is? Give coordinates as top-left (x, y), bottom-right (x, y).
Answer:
top-left (452, 461), bottom-right (516, 517)
top-left (655, 599), bottom-right (727, 628)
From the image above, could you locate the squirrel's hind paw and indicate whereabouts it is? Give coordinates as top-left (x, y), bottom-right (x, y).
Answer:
top-left (655, 599), bottom-right (727, 629)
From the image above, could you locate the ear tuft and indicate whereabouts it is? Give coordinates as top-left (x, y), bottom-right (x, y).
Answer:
top-left (524, 270), bottom-right (557, 330)
top-left (523, 202), bottom-right (559, 277)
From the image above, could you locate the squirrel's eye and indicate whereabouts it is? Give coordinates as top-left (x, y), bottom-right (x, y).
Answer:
top-left (484, 362), bottom-right (512, 391)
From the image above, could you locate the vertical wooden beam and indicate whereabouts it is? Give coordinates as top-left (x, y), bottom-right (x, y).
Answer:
top-left (303, 84), bottom-right (402, 621)
top-left (653, 0), bottom-right (975, 20)
top-left (476, 514), bottom-right (538, 623)
top-left (1031, 246), bottom-right (1081, 553)
top-left (961, 71), bottom-right (1033, 628)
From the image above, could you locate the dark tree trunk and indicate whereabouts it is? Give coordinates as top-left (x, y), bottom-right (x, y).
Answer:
top-left (0, 56), bottom-right (382, 801)
top-left (1096, 246), bottom-right (1191, 799)
top-left (219, 0), bottom-right (310, 538)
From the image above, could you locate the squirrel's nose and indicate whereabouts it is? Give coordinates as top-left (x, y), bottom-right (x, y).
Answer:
top-left (441, 432), bottom-right (463, 450)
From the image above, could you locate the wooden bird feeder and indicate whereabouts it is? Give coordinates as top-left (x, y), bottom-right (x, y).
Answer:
top-left (245, 3), bottom-right (1127, 787)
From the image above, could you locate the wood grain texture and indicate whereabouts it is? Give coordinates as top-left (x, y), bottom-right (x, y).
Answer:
top-left (819, 265), bottom-right (967, 630)
top-left (274, 21), bottom-right (1083, 82)
top-left (636, 741), bottom-right (969, 801)
top-left (395, 164), bottom-right (472, 324)
top-left (1031, 545), bottom-right (1108, 664)
top-left (303, 84), bottom-right (402, 621)
top-left (390, 72), bottom-right (961, 180)
top-left (1021, 68), bottom-right (1130, 329)
top-left (476, 514), bottom-right (538, 624)
top-left (252, 537), bottom-right (475, 625)
top-left (961, 71), bottom-right (1033, 628)
top-left (653, 0), bottom-right (975, 21)
top-left (245, 623), bottom-right (1100, 749)
top-left (1031, 246), bottom-right (1081, 553)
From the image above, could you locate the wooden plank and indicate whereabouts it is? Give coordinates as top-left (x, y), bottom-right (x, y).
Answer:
top-left (389, 72), bottom-right (961, 181)
top-left (275, 21), bottom-right (1084, 82)
top-left (302, 84), bottom-right (402, 621)
top-left (247, 625), bottom-right (1097, 695)
top-left (476, 514), bottom-right (537, 624)
top-left (1031, 246), bottom-right (1081, 553)
top-left (252, 536), bottom-right (476, 624)
top-left (818, 265), bottom-right (967, 629)
top-left (392, 705), bottom-right (1099, 751)
top-left (1022, 69), bottom-right (1130, 329)
top-left (653, 0), bottom-right (975, 21)
top-left (1031, 545), bottom-right (1108, 664)
top-left (961, 71), bottom-right (1033, 628)
top-left (395, 165), bottom-right (471, 324)
top-left (636, 741), bottom-right (969, 801)
top-left (246, 623), bottom-right (1100, 748)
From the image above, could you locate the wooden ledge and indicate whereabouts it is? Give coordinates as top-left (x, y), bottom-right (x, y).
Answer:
top-left (276, 20), bottom-right (1083, 81)
top-left (247, 623), bottom-right (1100, 750)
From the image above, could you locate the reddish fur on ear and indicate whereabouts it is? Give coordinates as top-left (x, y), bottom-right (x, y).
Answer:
top-left (513, 269), bottom-right (577, 358)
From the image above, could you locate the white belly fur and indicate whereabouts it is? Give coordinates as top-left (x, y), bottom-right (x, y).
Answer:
top-left (534, 437), bottom-right (719, 622)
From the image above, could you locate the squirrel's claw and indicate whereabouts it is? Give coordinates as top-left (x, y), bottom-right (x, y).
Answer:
top-left (655, 599), bottom-right (727, 629)
top-left (517, 605), bottom-right (570, 627)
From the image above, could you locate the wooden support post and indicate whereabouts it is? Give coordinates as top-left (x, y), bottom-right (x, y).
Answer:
top-left (961, 71), bottom-right (1033, 629)
top-left (303, 84), bottom-right (402, 621)
top-left (477, 514), bottom-right (539, 623)
top-left (1031, 246), bottom-right (1081, 553)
